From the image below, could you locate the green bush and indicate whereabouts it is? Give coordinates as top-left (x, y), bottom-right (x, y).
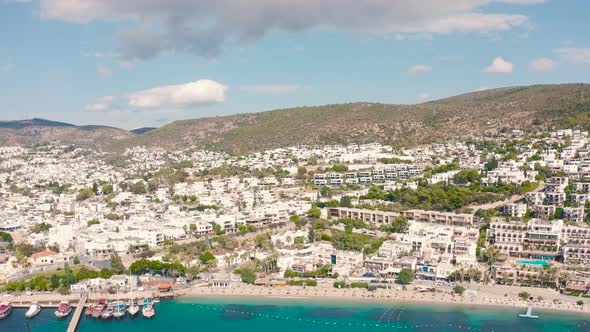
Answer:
top-left (333, 281), bottom-right (346, 288)
top-left (351, 282), bottom-right (368, 289)
top-left (287, 280), bottom-right (317, 287)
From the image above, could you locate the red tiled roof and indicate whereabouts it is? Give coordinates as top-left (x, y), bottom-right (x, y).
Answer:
top-left (31, 250), bottom-right (58, 259)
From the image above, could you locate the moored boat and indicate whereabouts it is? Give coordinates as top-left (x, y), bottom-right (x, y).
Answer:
top-left (128, 301), bottom-right (140, 316)
top-left (54, 302), bottom-right (71, 318)
top-left (0, 302), bottom-right (12, 320)
top-left (91, 299), bottom-right (107, 318)
top-left (25, 303), bottom-right (41, 318)
top-left (113, 301), bottom-right (126, 319)
top-left (101, 305), bottom-right (114, 319)
top-left (142, 299), bottom-right (155, 319)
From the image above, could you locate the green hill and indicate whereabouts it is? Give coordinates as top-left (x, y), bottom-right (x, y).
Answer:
top-left (111, 83), bottom-right (589, 154)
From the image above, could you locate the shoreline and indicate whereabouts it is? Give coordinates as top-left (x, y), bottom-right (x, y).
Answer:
top-left (177, 284), bottom-right (590, 317)
top-left (2, 283), bottom-right (588, 317)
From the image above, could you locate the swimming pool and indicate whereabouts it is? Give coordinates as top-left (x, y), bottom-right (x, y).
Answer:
top-left (516, 259), bottom-right (551, 266)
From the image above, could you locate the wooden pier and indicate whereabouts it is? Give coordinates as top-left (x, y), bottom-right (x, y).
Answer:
top-left (66, 293), bottom-right (87, 332)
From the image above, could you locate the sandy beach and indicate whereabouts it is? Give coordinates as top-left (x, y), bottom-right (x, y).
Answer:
top-left (2, 282), bottom-right (588, 316)
top-left (181, 283), bottom-right (590, 316)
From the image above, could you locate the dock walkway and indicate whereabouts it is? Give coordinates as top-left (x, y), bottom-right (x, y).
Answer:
top-left (66, 293), bottom-right (87, 332)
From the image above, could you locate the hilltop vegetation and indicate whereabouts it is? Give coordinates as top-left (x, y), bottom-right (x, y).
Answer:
top-left (112, 84), bottom-right (590, 154)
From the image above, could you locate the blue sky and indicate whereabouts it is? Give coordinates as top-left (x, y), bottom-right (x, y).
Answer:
top-left (0, 0), bottom-right (589, 129)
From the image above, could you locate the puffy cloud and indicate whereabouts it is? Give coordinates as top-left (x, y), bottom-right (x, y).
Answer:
top-left (554, 48), bottom-right (590, 64)
top-left (240, 85), bottom-right (303, 94)
top-left (85, 79), bottom-right (227, 112)
top-left (417, 93), bottom-right (431, 100)
top-left (97, 64), bottom-right (113, 78)
top-left (85, 96), bottom-right (115, 112)
top-left (39, 0), bottom-right (541, 60)
top-left (408, 64), bottom-right (432, 74)
top-left (528, 57), bottom-right (557, 72)
top-left (128, 80), bottom-right (227, 108)
top-left (484, 57), bottom-right (514, 73)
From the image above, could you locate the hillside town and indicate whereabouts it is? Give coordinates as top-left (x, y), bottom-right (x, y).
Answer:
top-left (1, 128), bottom-right (590, 314)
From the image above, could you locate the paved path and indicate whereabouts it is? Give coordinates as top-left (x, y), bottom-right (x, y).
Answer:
top-left (66, 293), bottom-right (87, 332)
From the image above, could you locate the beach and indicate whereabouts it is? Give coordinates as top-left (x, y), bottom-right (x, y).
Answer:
top-left (182, 282), bottom-right (590, 315)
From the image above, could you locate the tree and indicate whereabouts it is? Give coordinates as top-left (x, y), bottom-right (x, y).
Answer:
top-left (73, 257), bottom-right (80, 265)
top-left (240, 268), bottom-right (257, 284)
top-left (397, 268), bottom-right (415, 284)
top-left (186, 265), bottom-right (200, 280)
top-left (339, 196), bottom-right (353, 208)
top-left (76, 188), bottom-right (94, 201)
top-left (199, 251), bottom-right (216, 265)
top-left (453, 285), bottom-right (465, 295)
top-left (307, 206), bottom-right (321, 219)
top-left (453, 169), bottom-right (480, 185)
top-left (577, 300), bottom-right (584, 306)
top-left (518, 291), bottom-right (530, 301)
top-left (110, 252), bottom-right (126, 274)
top-left (31, 222), bottom-right (52, 234)
top-left (0, 231), bottom-right (13, 243)
top-left (101, 183), bottom-right (114, 195)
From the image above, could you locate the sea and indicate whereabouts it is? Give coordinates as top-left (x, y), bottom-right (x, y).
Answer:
top-left (1, 297), bottom-right (590, 332)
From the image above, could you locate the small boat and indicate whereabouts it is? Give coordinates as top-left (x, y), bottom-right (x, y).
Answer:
top-left (91, 299), bottom-right (107, 318)
top-left (25, 303), bottom-right (41, 318)
top-left (54, 302), bottom-right (71, 318)
top-left (101, 305), bottom-right (114, 319)
top-left (85, 305), bottom-right (94, 317)
top-left (0, 302), bottom-right (12, 320)
top-left (519, 307), bottom-right (539, 319)
top-left (113, 301), bottom-right (126, 319)
top-left (128, 302), bottom-right (140, 316)
top-left (142, 299), bottom-right (155, 319)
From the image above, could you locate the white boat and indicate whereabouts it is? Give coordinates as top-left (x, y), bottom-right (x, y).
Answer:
top-left (518, 307), bottom-right (539, 319)
top-left (25, 303), bottom-right (41, 318)
top-left (142, 299), bottom-right (155, 319)
top-left (128, 279), bottom-right (140, 316)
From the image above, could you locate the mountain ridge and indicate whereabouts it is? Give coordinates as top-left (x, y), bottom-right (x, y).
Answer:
top-left (112, 83), bottom-right (590, 154)
top-left (2, 84), bottom-right (589, 152)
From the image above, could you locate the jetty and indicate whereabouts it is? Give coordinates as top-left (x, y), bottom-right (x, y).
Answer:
top-left (66, 293), bottom-right (88, 332)
top-left (518, 306), bottom-right (539, 319)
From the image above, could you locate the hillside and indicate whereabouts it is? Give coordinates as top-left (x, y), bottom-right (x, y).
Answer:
top-left (0, 118), bottom-right (133, 146)
top-left (113, 84), bottom-right (590, 154)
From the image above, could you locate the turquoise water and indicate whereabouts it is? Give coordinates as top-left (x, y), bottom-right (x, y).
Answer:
top-left (516, 259), bottom-right (551, 266)
top-left (1, 297), bottom-right (590, 331)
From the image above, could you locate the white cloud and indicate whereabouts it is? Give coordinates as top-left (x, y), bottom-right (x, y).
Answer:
top-left (240, 85), bottom-right (302, 94)
top-left (128, 80), bottom-right (227, 108)
top-left (39, 0), bottom-right (542, 60)
top-left (408, 64), bottom-right (432, 74)
top-left (554, 48), bottom-right (590, 64)
top-left (97, 64), bottom-right (113, 78)
top-left (0, 64), bottom-right (15, 72)
top-left (417, 93), bottom-right (431, 100)
top-left (85, 96), bottom-right (115, 112)
top-left (86, 79), bottom-right (227, 112)
top-left (474, 86), bottom-right (490, 92)
top-left (484, 57), bottom-right (514, 73)
top-left (528, 57), bottom-right (557, 72)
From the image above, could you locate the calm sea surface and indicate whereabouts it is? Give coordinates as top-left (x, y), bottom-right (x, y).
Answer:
top-left (1, 297), bottom-right (590, 331)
